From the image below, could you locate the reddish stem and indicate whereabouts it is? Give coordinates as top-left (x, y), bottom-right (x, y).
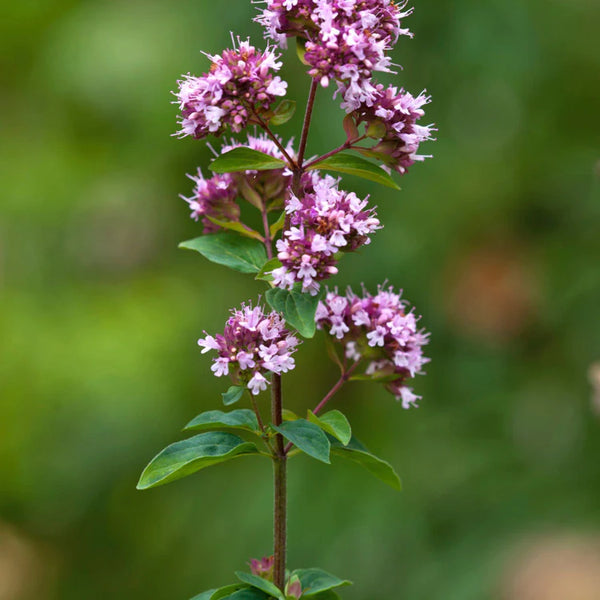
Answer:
top-left (297, 78), bottom-right (319, 170)
top-left (271, 374), bottom-right (287, 591)
top-left (303, 134), bottom-right (368, 170)
top-left (284, 361), bottom-right (360, 454)
top-left (251, 113), bottom-right (297, 169)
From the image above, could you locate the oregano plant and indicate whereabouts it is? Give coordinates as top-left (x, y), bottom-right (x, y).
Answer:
top-left (137, 2), bottom-right (434, 598)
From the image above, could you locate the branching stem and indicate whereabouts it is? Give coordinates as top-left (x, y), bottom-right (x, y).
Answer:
top-left (297, 78), bottom-right (319, 170)
top-left (303, 134), bottom-right (368, 170)
top-left (251, 113), bottom-right (297, 169)
top-left (283, 361), bottom-right (361, 454)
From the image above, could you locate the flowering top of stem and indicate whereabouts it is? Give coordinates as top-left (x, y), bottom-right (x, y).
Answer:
top-left (316, 285), bottom-right (429, 407)
top-left (181, 171), bottom-right (239, 233)
top-left (256, 0), bottom-right (413, 109)
top-left (181, 133), bottom-right (295, 232)
top-left (175, 38), bottom-right (288, 139)
top-left (222, 133), bottom-right (295, 210)
top-left (271, 173), bottom-right (381, 295)
top-left (348, 84), bottom-right (434, 173)
top-left (198, 302), bottom-right (300, 395)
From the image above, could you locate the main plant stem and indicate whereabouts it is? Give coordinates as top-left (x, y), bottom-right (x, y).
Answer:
top-left (271, 374), bottom-right (286, 590)
top-left (271, 78), bottom-right (319, 592)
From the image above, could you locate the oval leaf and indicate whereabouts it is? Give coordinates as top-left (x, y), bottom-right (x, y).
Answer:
top-left (191, 591), bottom-right (216, 600)
top-left (307, 153), bottom-right (400, 190)
top-left (269, 212), bottom-right (286, 237)
top-left (272, 419), bottom-right (331, 464)
top-left (307, 410), bottom-right (351, 446)
top-left (191, 585), bottom-right (248, 600)
top-left (222, 385), bottom-right (246, 406)
top-left (235, 572), bottom-right (284, 600)
top-left (221, 590), bottom-right (269, 600)
top-left (282, 409), bottom-right (299, 421)
top-left (270, 100), bottom-right (297, 126)
top-left (255, 257), bottom-right (282, 283)
top-left (184, 409), bottom-right (259, 434)
top-left (137, 432), bottom-right (260, 490)
top-left (205, 217), bottom-right (264, 242)
top-left (210, 585), bottom-right (248, 600)
top-left (265, 287), bottom-right (323, 338)
top-left (329, 436), bottom-right (401, 490)
top-left (291, 569), bottom-right (351, 596)
top-left (179, 233), bottom-right (267, 274)
top-left (210, 148), bottom-right (287, 173)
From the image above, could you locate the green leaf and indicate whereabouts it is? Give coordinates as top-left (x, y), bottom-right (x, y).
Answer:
top-left (221, 590), bottom-right (269, 600)
top-left (292, 569), bottom-right (351, 596)
top-left (329, 436), bottom-right (401, 490)
top-left (348, 372), bottom-right (398, 383)
top-left (265, 287), bottom-right (323, 338)
top-left (184, 409), bottom-right (259, 434)
top-left (307, 410), bottom-right (351, 446)
top-left (179, 233), bottom-right (267, 274)
top-left (210, 585), bottom-right (248, 600)
top-left (210, 148), bottom-right (287, 173)
top-left (269, 212), bottom-right (286, 237)
top-left (191, 591), bottom-right (216, 600)
top-left (355, 147), bottom-right (395, 167)
top-left (222, 385), bottom-right (246, 406)
top-left (205, 217), bottom-right (264, 242)
top-left (270, 100), bottom-right (297, 126)
top-left (191, 585), bottom-right (249, 600)
top-left (282, 409), bottom-right (299, 421)
top-left (137, 432), bottom-right (260, 490)
top-left (235, 572), bottom-right (284, 600)
top-left (366, 119), bottom-right (387, 139)
top-left (296, 37), bottom-right (309, 65)
top-left (272, 419), bottom-right (331, 464)
top-left (307, 153), bottom-right (400, 190)
top-left (255, 257), bottom-right (282, 283)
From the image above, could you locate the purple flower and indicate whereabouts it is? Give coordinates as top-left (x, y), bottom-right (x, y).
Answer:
top-left (249, 555), bottom-right (274, 580)
top-left (315, 285), bottom-right (429, 407)
top-left (174, 38), bottom-right (288, 140)
top-left (255, 0), bottom-right (413, 108)
top-left (349, 84), bottom-right (434, 174)
top-left (270, 173), bottom-right (381, 295)
top-left (180, 171), bottom-right (240, 233)
top-left (198, 302), bottom-right (300, 395)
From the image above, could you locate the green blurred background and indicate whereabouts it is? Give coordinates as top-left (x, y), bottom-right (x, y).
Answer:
top-left (1, 1), bottom-right (600, 599)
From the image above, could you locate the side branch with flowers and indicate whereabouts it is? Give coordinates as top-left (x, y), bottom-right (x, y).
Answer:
top-left (137, 2), bottom-right (434, 599)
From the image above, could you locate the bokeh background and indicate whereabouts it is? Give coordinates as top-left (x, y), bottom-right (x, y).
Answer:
top-left (1, 1), bottom-right (599, 599)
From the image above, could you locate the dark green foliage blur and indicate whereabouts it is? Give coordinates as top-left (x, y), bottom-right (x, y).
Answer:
top-left (1, 1), bottom-right (599, 599)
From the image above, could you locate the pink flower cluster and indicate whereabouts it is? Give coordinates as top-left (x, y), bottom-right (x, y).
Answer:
top-left (181, 171), bottom-right (239, 233)
top-left (256, 0), bottom-right (413, 109)
top-left (350, 84), bottom-right (434, 174)
top-left (175, 38), bottom-right (287, 139)
top-left (271, 173), bottom-right (381, 295)
top-left (181, 133), bottom-right (295, 233)
top-left (315, 285), bottom-right (429, 407)
top-left (198, 302), bottom-right (300, 395)
top-left (249, 556), bottom-right (274, 580)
